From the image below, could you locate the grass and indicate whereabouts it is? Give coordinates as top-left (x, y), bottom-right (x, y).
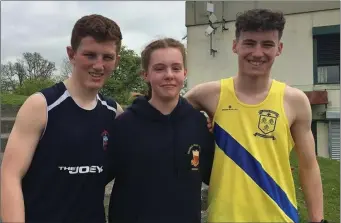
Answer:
top-left (104, 156), bottom-right (340, 223)
top-left (291, 154), bottom-right (340, 223)
top-left (1, 93), bottom-right (28, 105)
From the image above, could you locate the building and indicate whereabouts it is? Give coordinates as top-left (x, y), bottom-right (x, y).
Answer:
top-left (185, 1), bottom-right (340, 160)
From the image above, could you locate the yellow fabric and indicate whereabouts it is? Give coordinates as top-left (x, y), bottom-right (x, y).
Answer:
top-left (208, 77), bottom-right (298, 222)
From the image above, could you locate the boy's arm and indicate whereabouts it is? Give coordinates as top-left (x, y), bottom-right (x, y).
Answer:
top-left (1, 93), bottom-right (46, 222)
top-left (289, 88), bottom-right (324, 222)
top-left (184, 81), bottom-right (221, 118)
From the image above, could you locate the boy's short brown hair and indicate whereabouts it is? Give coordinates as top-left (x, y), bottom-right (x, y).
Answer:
top-left (71, 14), bottom-right (123, 53)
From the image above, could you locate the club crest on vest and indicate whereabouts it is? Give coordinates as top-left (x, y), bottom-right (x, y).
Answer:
top-left (254, 109), bottom-right (279, 140)
top-left (101, 130), bottom-right (109, 150)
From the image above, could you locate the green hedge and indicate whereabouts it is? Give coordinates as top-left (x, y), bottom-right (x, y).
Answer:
top-left (1, 94), bottom-right (28, 105)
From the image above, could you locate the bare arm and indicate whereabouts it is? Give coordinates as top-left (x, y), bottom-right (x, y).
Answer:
top-left (290, 89), bottom-right (324, 222)
top-left (0, 93), bottom-right (46, 222)
top-left (184, 81), bottom-right (220, 118)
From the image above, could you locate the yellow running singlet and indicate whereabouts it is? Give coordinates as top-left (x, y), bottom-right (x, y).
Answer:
top-left (208, 77), bottom-right (298, 223)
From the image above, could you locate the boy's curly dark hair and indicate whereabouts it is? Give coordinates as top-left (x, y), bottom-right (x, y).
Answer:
top-left (235, 9), bottom-right (286, 40)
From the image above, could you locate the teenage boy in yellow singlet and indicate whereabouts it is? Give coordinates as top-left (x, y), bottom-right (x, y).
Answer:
top-left (185, 9), bottom-right (325, 223)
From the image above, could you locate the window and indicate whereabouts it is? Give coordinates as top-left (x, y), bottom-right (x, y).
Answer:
top-left (317, 65), bottom-right (340, 84)
top-left (313, 26), bottom-right (340, 85)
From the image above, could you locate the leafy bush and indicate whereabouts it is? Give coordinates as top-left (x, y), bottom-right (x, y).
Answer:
top-left (14, 78), bottom-right (56, 96)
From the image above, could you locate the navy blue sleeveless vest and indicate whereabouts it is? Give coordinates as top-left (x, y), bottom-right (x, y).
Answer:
top-left (22, 82), bottom-right (117, 223)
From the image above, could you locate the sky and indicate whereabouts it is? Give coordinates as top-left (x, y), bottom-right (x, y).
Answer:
top-left (1, 1), bottom-right (187, 73)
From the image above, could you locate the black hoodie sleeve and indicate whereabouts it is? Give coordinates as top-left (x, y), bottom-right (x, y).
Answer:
top-left (199, 114), bottom-right (215, 185)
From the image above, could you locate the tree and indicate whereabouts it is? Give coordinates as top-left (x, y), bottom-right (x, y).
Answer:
top-left (101, 45), bottom-right (147, 105)
top-left (0, 63), bottom-right (17, 92)
top-left (1, 52), bottom-right (56, 92)
top-left (60, 56), bottom-right (72, 79)
top-left (13, 59), bottom-right (27, 86)
top-left (52, 56), bottom-right (72, 82)
top-left (23, 52), bottom-right (56, 79)
top-left (180, 78), bottom-right (188, 96)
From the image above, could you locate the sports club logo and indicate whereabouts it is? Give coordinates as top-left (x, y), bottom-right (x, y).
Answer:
top-left (187, 144), bottom-right (201, 170)
top-left (254, 109), bottom-right (279, 140)
top-left (101, 130), bottom-right (109, 151)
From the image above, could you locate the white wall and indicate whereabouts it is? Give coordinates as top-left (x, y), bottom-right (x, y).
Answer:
top-left (317, 121), bottom-right (329, 158)
top-left (186, 9), bottom-right (340, 90)
top-left (186, 8), bottom-right (340, 159)
top-left (186, 9), bottom-right (340, 119)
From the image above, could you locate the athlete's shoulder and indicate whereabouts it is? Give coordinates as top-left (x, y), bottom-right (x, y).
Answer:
top-left (186, 80), bottom-right (221, 96)
top-left (23, 92), bottom-right (48, 111)
top-left (284, 85), bottom-right (311, 112)
top-left (284, 85), bottom-right (309, 102)
top-left (220, 77), bottom-right (234, 82)
top-left (14, 93), bottom-right (48, 129)
top-left (198, 80), bottom-right (221, 92)
top-left (185, 80), bottom-right (220, 104)
top-left (39, 82), bottom-right (68, 107)
top-left (97, 93), bottom-right (118, 113)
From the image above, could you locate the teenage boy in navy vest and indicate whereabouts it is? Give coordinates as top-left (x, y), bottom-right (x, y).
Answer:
top-left (1, 14), bottom-right (124, 223)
